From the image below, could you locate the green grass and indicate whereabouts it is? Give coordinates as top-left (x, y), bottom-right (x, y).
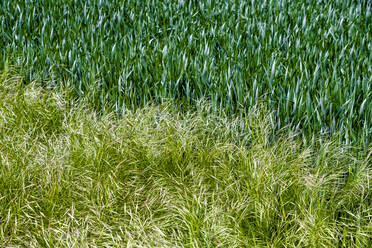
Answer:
top-left (1, 72), bottom-right (371, 247)
top-left (0, 0), bottom-right (371, 145)
top-left (0, 0), bottom-right (371, 245)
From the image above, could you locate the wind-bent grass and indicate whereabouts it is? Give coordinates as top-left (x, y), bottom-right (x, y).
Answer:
top-left (1, 0), bottom-right (371, 145)
top-left (0, 73), bottom-right (371, 247)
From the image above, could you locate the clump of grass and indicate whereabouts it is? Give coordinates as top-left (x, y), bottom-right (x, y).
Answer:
top-left (0, 73), bottom-right (371, 247)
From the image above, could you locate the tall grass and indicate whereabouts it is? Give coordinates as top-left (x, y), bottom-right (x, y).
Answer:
top-left (0, 0), bottom-right (371, 145)
top-left (0, 72), bottom-right (371, 247)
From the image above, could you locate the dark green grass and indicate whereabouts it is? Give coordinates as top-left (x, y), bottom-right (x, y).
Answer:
top-left (0, 0), bottom-right (371, 145)
top-left (1, 72), bottom-right (371, 247)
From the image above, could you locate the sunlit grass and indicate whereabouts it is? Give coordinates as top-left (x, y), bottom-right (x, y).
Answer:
top-left (0, 73), bottom-right (371, 247)
top-left (0, 0), bottom-right (371, 145)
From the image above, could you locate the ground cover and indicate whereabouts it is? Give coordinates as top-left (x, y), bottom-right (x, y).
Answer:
top-left (0, 0), bottom-right (371, 246)
top-left (0, 72), bottom-right (371, 247)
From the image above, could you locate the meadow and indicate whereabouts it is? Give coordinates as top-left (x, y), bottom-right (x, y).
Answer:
top-left (0, 0), bottom-right (371, 247)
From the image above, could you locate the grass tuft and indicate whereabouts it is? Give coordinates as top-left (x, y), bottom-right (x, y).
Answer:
top-left (0, 73), bottom-right (371, 247)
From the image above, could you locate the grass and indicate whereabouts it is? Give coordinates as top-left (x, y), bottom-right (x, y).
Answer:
top-left (0, 0), bottom-right (371, 145)
top-left (0, 72), bottom-right (371, 247)
top-left (0, 1), bottom-right (371, 245)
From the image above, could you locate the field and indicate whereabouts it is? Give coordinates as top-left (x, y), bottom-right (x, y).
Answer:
top-left (1, 0), bottom-right (371, 145)
top-left (0, 0), bottom-right (371, 247)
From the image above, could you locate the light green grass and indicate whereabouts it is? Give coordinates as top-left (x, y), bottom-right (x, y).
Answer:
top-left (0, 72), bottom-right (371, 247)
top-left (1, 0), bottom-right (371, 145)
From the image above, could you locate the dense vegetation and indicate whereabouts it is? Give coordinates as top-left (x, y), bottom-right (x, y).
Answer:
top-left (0, 73), bottom-right (371, 247)
top-left (0, 0), bottom-right (371, 246)
top-left (1, 0), bottom-right (371, 145)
